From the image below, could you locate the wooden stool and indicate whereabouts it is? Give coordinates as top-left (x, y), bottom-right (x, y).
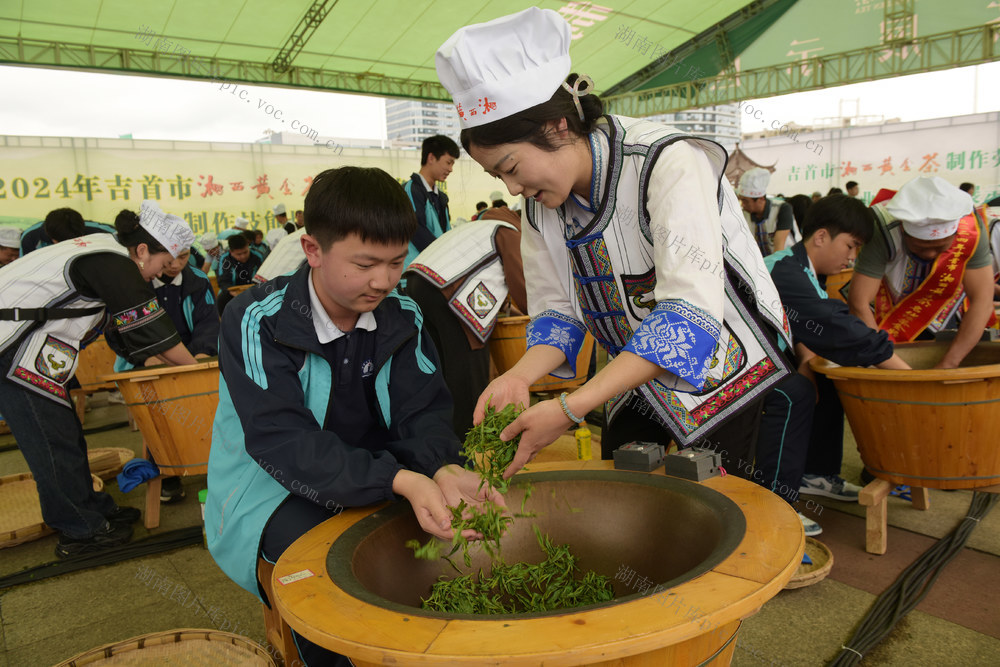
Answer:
top-left (858, 479), bottom-right (930, 555)
top-left (257, 558), bottom-right (298, 667)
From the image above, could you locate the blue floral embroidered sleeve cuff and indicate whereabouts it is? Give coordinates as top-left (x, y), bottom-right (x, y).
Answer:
top-left (526, 311), bottom-right (587, 379)
top-left (623, 300), bottom-right (721, 391)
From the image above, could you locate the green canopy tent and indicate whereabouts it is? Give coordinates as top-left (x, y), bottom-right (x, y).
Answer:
top-left (0, 0), bottom-right (996, 113)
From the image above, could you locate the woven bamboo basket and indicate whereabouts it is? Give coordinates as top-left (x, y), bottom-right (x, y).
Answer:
top-left (54, 629), bottom-right (277, 666)
top-left (784, 537), bottom-right (834, 589)
top-left (0, 472), bottom-right (104, 548)
top-left (87, 447), bottom-right (136, 481)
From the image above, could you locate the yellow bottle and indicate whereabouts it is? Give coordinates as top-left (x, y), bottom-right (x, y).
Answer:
top-left (575, 421), bottom-right (592, 460)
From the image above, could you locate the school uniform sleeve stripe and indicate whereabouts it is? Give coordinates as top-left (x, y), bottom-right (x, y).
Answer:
top-left (240, 288), bottom-right (286, 389)
top-left (389, 293), bottom-right (436, 374)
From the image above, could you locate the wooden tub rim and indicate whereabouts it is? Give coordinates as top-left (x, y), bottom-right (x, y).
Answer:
top-left (809, 356), bottom-right (1000, 383)
top-left (270, 460), bottom-right (804, 666)
top-left (100, 360), bottom-right (219, 383)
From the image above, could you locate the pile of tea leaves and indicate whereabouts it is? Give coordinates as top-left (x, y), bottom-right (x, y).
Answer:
top-left (407, 402), bottom-right (614, 614)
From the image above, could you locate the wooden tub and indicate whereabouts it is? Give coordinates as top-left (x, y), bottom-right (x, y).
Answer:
top-left (810, 341), bottom-right (1000, 552)
top-left (102, 361), bottom-right (219, 528)
top-left (271, 460), bottom-right (803, 666)
top-left (490, 316), bottom-right (596, 394)
top-left (71, 336), bottom-right (119, 422)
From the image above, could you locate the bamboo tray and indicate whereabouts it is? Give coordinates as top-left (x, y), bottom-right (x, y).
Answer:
top-left (784, 537), bottom-right (834, 589)
top-left (88, 447), bottom-right (136, 481)
top-left (54, 629), bottom-right (276, 666)
top-left (0, 472), bottom-right (103, 548)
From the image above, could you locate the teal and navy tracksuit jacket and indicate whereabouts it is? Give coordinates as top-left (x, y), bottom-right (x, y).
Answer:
top-left (204, 266), bottom-right (463, 598)
top-left (403, 172), bottom-right (450, 268)
top-left (765, 242), bottom-right (894, 366)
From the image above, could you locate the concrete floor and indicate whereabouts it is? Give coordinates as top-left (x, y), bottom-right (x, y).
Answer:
top-left (1, 394), bottom-right (998, 666)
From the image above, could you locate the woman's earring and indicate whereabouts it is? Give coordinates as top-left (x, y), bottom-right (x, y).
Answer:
top-left (140, 261), bottom-right (145, 270)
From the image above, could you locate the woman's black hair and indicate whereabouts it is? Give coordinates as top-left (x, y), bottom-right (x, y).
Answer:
top-left (800, 194), bottom-right (874, 244)
top-left (114, 209), bottom-right (168, 254)
top-left (460, 74), bottom-right (604, 153)
top-left (304, 166), bottom-right (417, 249)
top-left (43, 208), bottom-right (86, 242)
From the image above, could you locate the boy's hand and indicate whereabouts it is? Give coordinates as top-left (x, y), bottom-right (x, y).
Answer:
top-left (392, 469), bottom-right (453, 540)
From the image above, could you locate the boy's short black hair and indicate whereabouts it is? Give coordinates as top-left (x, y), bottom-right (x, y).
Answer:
top-left (827, 187), bottom-right (843, 196)
top-left (44, 207), bottom-right (86, 242)
top-left (304, 166), bottom-right (417, 250)
top-left (421, 135), bottom-right (460, 165)
top-left (475, 201), bottom-right (488, 211)
top-left (845, 180), bottom-right (858, 190)
top-left (959, 182), bottom-right (974, 193)
top-left (801, 194), bottom-right (874, 244)
top-left (228, 234), bottom-right (249, 251)
top-left (241, 230), bottom-right (256, 244)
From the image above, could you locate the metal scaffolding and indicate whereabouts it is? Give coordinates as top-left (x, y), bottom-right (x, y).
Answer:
top-left (605, 24), bottom-right (1000, 117)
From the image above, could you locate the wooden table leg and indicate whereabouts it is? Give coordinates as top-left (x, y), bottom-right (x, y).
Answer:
top-left (859, 478), bottom-right (891, 555)
top-left (911, 486), bottom-right (930, 511)
top-left (144, 476), bottom-right (162, 529)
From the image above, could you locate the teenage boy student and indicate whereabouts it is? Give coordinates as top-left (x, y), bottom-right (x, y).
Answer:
top-left (215, 234), bottom-right (264, 314)
top-left (403, 134), bottom-right (460, 269)
top-left (205, 166), bottom-right (503, 667)
top-left (753, 195), bottom-right (911, 535)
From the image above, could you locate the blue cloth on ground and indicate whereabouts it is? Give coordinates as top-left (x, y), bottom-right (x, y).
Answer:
top-left (117, 458), bottom-right (161, 493)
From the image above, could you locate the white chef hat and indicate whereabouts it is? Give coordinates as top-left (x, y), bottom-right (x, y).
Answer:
top-left (273, 203), bottom-right (287, 216)
top-left (737, 168), bottom-right (771, 199)
top-left (0, 226), bottom-right (21, 248)
top-left (436, 7), bottom-right (572, 130)
top-left (886, 176), bottom-right (973, 241)
top-left (138, 200), bottom-right (195, 258)
top-left (200, 232), bottom-right (219, 251)
top-left (489, 190), bottom-right (504, 202)
top-left (233, 217), bottom-right (250, 230)
top-left (266, 228), bottom-right (288, 249)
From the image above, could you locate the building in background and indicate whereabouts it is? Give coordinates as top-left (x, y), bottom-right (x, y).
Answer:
top-left (647, 103), bottom-right (741, 151)
top-left (385, 100), bottom-right (461, 149)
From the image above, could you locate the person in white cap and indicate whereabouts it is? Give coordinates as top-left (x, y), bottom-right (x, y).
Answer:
top-left (273, 203), bottom-right (290, 233)
top-left (199, 232), bottom-right (222, 274)
top-left (436, 8), bottom-right (792, 478)
top-left (737, 167), bottom-right (800, 256)
top-left (217, 216), bottom-right (250, 243)
top-left (849, 175), bottom-right (997, 367)
top-left (0, 200), bottom-right (199, 558)
top-left (402, 134), bottom-right (460, 270)
top-left (0, 226), bottom-right (21, 266)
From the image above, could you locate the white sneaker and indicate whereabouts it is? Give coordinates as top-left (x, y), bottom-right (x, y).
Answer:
top-left (799, 474), bottom-right (861, 502)
top-left (798, 512), bottom-right (822, 537)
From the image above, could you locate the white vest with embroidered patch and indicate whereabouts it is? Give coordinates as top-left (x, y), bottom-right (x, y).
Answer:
top-left (0, 235), bottom-right (129, 406)
top-left (407, 221), bottom-right (516, 343)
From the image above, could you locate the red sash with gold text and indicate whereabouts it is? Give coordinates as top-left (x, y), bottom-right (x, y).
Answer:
top-left (875, 209), bottom-right (997, 342)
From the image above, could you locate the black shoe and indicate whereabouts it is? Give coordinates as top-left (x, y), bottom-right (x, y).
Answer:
top-left (160, 476), bottom-right (185, 503)
top-left (55, 521), bottom-right (133, 559)
top-left (106, 506), bottom-right (141, 525)
top-left (860, 468), bottom-right (875, 485)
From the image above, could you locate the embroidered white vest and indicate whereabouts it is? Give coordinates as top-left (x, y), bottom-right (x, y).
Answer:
top-left (524, 116), bottom-right (791, 446)
top-left (0, 235), bottom-right (129, 406)
top-left (408, 221), bottom-right (516, 343)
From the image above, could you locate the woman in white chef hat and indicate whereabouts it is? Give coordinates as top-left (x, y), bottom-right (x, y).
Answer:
top-left (0, 201), bottom-right (199, 558)
top-left (437, 8), bottom-right (793, 477)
